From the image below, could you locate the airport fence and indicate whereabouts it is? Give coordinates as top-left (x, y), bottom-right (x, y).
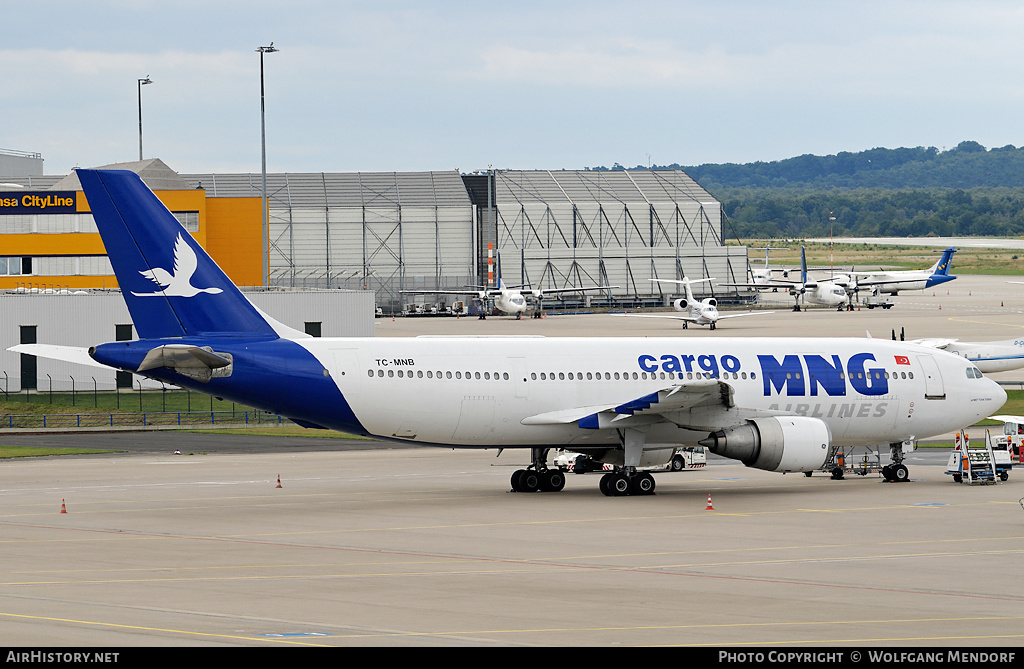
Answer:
top-left (0, 409), bottom-right (285, 430)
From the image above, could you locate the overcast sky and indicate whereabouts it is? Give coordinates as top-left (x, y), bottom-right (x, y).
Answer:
top-left (5, 1), bottom-right (1024, 175)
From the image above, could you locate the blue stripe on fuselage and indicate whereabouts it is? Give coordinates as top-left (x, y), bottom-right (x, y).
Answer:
top-left (90, 336), bottom-right (368, 436)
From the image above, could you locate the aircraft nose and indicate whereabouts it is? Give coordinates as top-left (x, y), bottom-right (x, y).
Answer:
top-left (991, 379), bottom-right (1008, 409)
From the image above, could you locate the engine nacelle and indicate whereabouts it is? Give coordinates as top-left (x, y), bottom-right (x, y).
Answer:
top-left (673, 298), bottom-right (688, 311)
top-left (699, 417), bottom-right (831, 473)
top-left (706, 297), bottom-right (717, 307)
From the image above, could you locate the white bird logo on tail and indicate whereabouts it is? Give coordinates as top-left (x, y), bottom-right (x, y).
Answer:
top-left (131, 233), bottom-right (224, 297)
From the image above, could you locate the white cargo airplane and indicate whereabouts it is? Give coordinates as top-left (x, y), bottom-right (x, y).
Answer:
top-left (10, 170), bottom-right (1006, 494)
top-left (401, 278), bottom-right (616, 319)
top-left (722, 246), bottom-right (849, 311)
top-left (629, 277), bottom-right (774, 329)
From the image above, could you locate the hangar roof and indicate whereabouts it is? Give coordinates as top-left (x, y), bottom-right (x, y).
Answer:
top-left (179, 171), bottom-right (473, 208)
top-left (496, 169), bottom-right (716, 206)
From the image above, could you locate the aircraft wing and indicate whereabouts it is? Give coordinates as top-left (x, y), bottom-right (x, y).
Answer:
top-left (6, 344), bottom-right (113, 370)
top-left (538, 285), bottom-right (618, 295)
top-left (989, 415), bottom-right (1024, 424)
top-left (718, 281), bottom-right (800, 290)
top-left (910, 338), bottom-right (959, 349)
top-left (521, 377), bottom-right (733, 429)
top-left (400, 289), bottom-right (487, 297)
top-left (715, 311), bottom-right (776, 319)
top-left (621, 313), bottom-right (699, 323)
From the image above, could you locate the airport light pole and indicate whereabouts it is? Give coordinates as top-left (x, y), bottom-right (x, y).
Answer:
top-left (257, 43), bottom-right (278, 288)
top-left (137, 76), bottom-right (152, 161)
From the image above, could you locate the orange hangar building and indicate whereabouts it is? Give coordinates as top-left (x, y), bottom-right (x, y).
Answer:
top-left (0, 158), bottom-right (262, 291)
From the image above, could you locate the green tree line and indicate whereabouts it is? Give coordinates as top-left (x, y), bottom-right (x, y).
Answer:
top-left (587, 141), bottom-right (1024, 238)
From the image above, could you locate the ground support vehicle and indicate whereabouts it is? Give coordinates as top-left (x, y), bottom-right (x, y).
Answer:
top-left (945, 430), bottom-right (1012, 484)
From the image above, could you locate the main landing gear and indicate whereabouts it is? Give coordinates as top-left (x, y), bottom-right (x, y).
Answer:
top-left (599, 470), bottom-right (656, 496)
top-left (510, 447), bottom-right (566, 493)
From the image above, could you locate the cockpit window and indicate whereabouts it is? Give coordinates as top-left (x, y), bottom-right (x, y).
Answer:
top-left (965, 366), bottom-right (983, 379)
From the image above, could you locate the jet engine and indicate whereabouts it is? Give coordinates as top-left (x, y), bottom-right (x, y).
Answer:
top-left (673, 298), bottom-right (688, 311)
top-left (699, 416), bottom-right (831, 473)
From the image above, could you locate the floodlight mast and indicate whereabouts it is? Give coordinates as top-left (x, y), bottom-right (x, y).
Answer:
top-left (257, 43), bottom-right (279, 287)
top-left (137, 76), bottom-right (152, 161)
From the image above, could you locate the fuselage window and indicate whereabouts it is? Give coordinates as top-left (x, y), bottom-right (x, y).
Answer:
top-left (559, 372), bottom-right (565, 380)
top-left (632, 372), bottom-right (639, 380)
top-left (531, 372), bottom-right (537, 380)
top-left (503, 372), bottom-right (509, 380)
top-left (475, 372), bottom-right (481, 380)
top-left (908, 372), bottom-right (914, 379)
top-left (367, 370), bottom-right (374, 377)
top-left (456, 371), bottom-right (462, 379)
top-left (377, 370), bottom-right (384, 377)
top-left (388, 370), bottom-right (394, 377)
top-left (427, 371), bottom-right (433, 378)
top-left (397, 370), bottom-right (404, 378)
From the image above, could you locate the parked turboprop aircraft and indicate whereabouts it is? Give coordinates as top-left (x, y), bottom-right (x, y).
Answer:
top-left (401, 278), bottom-right (616, 319)
top-left (10, 170), bottom-right (1006, 494)
top-left (722, 246), bottom-right (849, 311)
top-left (630, 277), bottom-right (774, 329)
top-left (832, 247), bottom-right (957, 298)
top-left (749, 244), bottom-right (789, 288)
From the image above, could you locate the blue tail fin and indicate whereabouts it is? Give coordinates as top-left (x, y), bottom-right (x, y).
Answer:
top-left (800, 246), bottom-right (808, 284)
top-left (78, 169), bottom-right (277, 339)
top-left (932, 247), bottom-right (956, 276)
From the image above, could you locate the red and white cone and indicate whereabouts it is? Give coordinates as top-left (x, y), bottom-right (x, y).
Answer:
top-left (276, 475), bottom-right (282, 489)
top-left (60, 499), bottom-right (67, 514)
top-left (705, 494), bottom-right (714, 510)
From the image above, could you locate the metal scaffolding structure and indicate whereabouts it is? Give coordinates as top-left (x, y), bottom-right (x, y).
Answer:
top-left (183, 171), bottom-right (476, 310)
top-left (491, 170), bottom-right (747, 303)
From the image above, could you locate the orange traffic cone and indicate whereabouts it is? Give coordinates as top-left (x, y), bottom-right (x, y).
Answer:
top-left (706, 494), bottom-right (714, 510)
top-left (276, 475), bottom-right (282, 489)
top-left (60, 499), bottom-right (67, 514)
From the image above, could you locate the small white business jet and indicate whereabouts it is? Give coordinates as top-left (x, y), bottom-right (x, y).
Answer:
top-left (630, 277), bottom-right (774, 329)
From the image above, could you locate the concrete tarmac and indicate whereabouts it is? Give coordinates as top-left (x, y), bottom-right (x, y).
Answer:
top-left (1, 447), bottom-right (1022, 647)
top-left (3, 273), bottom-right (1024, 647)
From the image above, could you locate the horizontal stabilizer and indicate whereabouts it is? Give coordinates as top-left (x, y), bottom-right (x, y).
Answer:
top-left (136, 345), bottom-right (233, 383)
top-left (6, 344), bottom-right (112, 370)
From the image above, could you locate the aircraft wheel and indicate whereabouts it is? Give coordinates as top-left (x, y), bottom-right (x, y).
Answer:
top-left (608, 473), bottom-right (631, 496)
top-left (541, 470), bottom-right (566, 492)
top-left (631, 473), bottom-right (656, 496)
top-left (892, 464), bottom-right (909, 483)
top-left (881, 465), bottom-right (893, 481)
top-left (599, 473), bottom-right (615, 496)
top-left (511, 470), bottom-right (525, 491)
